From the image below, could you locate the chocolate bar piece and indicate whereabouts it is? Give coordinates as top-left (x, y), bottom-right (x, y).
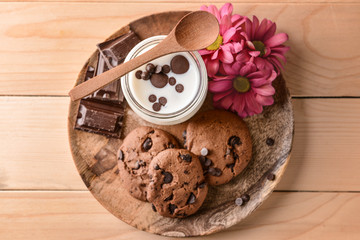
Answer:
top-left (75, 99), bottom-right (124, 138)
top-left (97, 30), bottom-right (141, 69)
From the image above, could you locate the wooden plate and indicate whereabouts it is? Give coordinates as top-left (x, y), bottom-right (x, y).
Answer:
top-left (68, 11), bottom-right (294, 237)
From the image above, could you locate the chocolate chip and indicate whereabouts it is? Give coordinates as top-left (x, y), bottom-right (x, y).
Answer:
top-left (164, 194), bottom-right (174, 202)
top-left (117, 149), bottom-right (124, 161)
top-left (175, 84), bottom-right (184, 93)
top-left (148, 94), bottom-right (157, 103)
top-left (241, 194), bottom-right (250, 202)
top-left (146, 63), bottom-right (155, 73)
top-left (162, 171), bottom-right (173, 183)
top-left (226, 163), bottom-right (235, 172)
top-left (228, 136), bottom-right (242, 147)
top-left (168, 142), bottom-right (175, 148)
top-left (154, 164), bottom-right (160, 170)
top-left (200, 148), bottom-right (208, 156)
top-left (184, 170), bottom-right (189, 174)
top-left (208, 167), bottom-right (222, 176)
top-left (155, 65), bottom-right (162, 74)
top-left (151, 204), bottom-right (157, 212)
top-left (159, 97), bottom-right (167, 106)
top-left (162, 64), bottom-right (170, 74)
top-left (135, 70), bottom-right (142, 79)
top-left (186, 193), bottom-right (196, 204)
top-left (168, 204), bottom-right (177, 214)
top-left (152, 102), bottom-right (161, 111)
top-left (267, 173), bottom-right (276, 181)
top-left (169, 77), bottom-right (176, 86)
top-left (149, 130), bottom-right (155, 134)
top-left (141, 71), bottom-right (150, 80)
top-left (142, 137), bottom-right (152, 151)
top-left (235, 197), bottom-right (244, 206)
top-left (180, 154), bottom-right (192, 162)
top-left (198, 182), bottom-right (206, 189)
top-left (170, 55), bottom-right (189, 74)
top-left (138, 160), bottom-right (146, 167)
top-left (199, 156), bottom-right (206, 166)
top-left (233, 152), bottom-right (239, 160)
top-left (77, 112), bottom-right (82, 118)
top-left (150, 73), bottom-right (168, 88)
top-left (204, 158), bottom-right (212, 167)
top-left (182, 130), bottom-right (187, 139)
top-left (266, 137), bottom-right (275, 146)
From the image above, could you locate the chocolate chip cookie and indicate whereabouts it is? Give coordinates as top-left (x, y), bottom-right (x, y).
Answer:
top-left (185, 110), bottom-right (252, 185)
top-left (117, 126), bottom-right (179, 201)
top-left (147, 149), bottom-right (208, 218)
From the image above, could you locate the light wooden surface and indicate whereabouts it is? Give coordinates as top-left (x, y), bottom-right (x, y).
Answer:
top-left (1, 1), bottom-right (359, 239)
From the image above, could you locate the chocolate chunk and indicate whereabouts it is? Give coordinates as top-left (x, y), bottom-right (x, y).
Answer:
top-left (186, 193), bottom-right (196, 204)
top-left (170, 55), bottom-right (189, 74)
top-left (208, 167), bottom-right (222, 176)
top-left (175, 84), bottom-right (184, 93)
top-left (182, 130), bottom-right (187, 139)
top-left (148, 94), bottom-right (157, 103)
top-left (235, 197), bottom-right (244, 206)
top-left (135, 70), bottom-right (142, 79)
top-left (184, 170), bottom-right (189, 175)
top-left (169, 77), bottom-right (176, 86)
top-left (146, 63), bottom-right (155, 73)
top-left (75, 99), bottom-right (124, 138)
top-left (198, 182), bottom-right (206, 189)
top-left (168, 204), bottom-right (177, 214)
top-left (204, 158), bottom-right (212, 167)
top-left (151, 204), bottom-right (157, 212)
top-left (233, 152), bottom-right (239, 160)
top-left (266, 137), bottom-right (275, 146)
top-left (168, 142), bottom-right (175, 148)
top-left (150, 73), bottom-right (168, 88)
top-left (180, 154), bottom-right (192, 162)
top-left (152, 102), bottom-right (161, 112)
top-left (241, 194), bottom-right (250, 202)
top-left (162, 171), bottom-right (173, 183)
top-left (155, 65), bottom-right (162, 74)
top-left (164, 194), bottom-right (174, 202)
top-left (154, 164), bottom-right (160, 170)
top-left (141, 71), bottom-right (150, 80)
top-left (159, 97), bottom-right (167, 106)
top-left (117, 149), bottom-right (124, 161)
top-left (267, 173), bottom-right (276, 181)
top-left (226, 163), bottom-right (235, 172)
top-left (97, 30), bottom-right (141, 70)
top-left (142, 137), bottom-right (152, 151)
top-left (228, 136), bottom-right (242, 147)
top-left (200, 148), bottom-right (208, 156)
top-left (162, 64), bottom-right (170, 73)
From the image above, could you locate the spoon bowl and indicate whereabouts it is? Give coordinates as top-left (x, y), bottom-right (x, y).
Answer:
top-left (69, 11), bottom-right (219, 101)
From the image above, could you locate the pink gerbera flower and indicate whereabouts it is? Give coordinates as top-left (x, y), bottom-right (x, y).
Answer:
top-left (242, 16), bottom-right (290, 72)
top-left (209, 61), bottom-right (277, 118)
top-left (199, 3), bottom-right (247, 77)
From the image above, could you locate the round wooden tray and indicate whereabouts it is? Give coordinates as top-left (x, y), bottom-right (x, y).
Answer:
top-left (68, 11), bottom-right (294, 237)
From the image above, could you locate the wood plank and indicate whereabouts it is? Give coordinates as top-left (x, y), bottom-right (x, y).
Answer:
top-left (0, 97), bottom-right (359, 191)
top-left (0, 3), bottom-right (359, 96)
top-left (0, 191), bottom-right (359, 239)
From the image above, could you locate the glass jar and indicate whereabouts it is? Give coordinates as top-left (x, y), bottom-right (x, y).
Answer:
top-left (121, 35), bottom-right (208, 125)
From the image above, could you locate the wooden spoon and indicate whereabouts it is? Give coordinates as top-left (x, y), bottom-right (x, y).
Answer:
top-left (68, 11), bottom-right (219, 101)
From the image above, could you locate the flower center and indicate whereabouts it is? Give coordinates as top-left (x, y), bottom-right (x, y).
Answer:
top-left (233, 76), bottom-right (250, 93)
top-left (206, 35), bottom-right (223, 51)
top-left (252, 41), bottom-right (265, 57)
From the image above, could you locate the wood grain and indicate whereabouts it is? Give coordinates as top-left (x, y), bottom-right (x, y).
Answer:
top-left (0, 3), bottom-right (359, 96)
top-left (1, 191), bottom-right (359, 240)
top-left (1, 97), bottom-right (359, 191)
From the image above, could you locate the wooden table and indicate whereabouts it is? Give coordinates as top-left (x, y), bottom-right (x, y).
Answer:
top-left (1, 1), bottom-right (359, 239)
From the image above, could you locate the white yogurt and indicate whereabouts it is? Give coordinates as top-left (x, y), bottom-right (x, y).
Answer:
top-left (121, 35), bottom-right (208, 125)
top-left (129, 48), bottom-right (200, 114)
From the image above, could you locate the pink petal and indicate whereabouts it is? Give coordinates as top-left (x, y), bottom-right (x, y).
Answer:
top-left (253, 84), bottom-right (275, 96)
top-left (271, 46), bottom-right (290, 55)
top-left (251, 16), bottom-right (259, 40)
top-left (249, 51), bottom-right (261, 57)
top-left (219, 49), bottom-right (234, 64)
top-left (208, 80), bottom-right (233, 92)
top-left (219, 3), bottom-right (233, 18)
top-left (220, 92), bottom-right (235, 109)
top-left (240, 62), bottom-right (256, 76)
top-left (263, 22), bottom-right (276, 42)
top-left (204, 58), bottom-right (219, 77)
top-left (235, 51), bottom-right (251, 62)
top-left (208, 5), bottom-right (221, 22)
top-left (232, 42), bottom-right (244, 53)
top-left (222, 27), bottom-right (236, 43)
top-left (198, 49), bottom-right (213, 55)
top-left (231, 93), bottom-right (245, 115)
top-left (221, 63), bottom-right (237, 75)
top-left (269, 56), bottom-right (283, 71)
top-left (231, 14), bottom-right (245, 28)
top-left (255, 95), bottom-right (274, 106)
top-left (245, 91), bottom-right (263, 114)
top-left (246, 41), bottom-right (255, 50)
top-left (211, 49), bottom-right (219, 60)
top-left (213, 89), bottom-right (234, 102)
top-left (200, 5), bottom-right (208, 11)
top-left (264, 33), bottom-right (289, 47)
top-left (220, 14), bottom-right (232, 35)
top-left (250, 77), bottom-right (269, 87)
top-left (254, 18), bottom-right (268, 40)
top-left (254, 57), bottom-right (273, 71)
top-left (272, 52), bottom-right (287, 63)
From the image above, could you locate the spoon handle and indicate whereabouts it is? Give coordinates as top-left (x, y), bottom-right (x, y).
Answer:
top-left (68, 41), bottom-right (173, 101)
